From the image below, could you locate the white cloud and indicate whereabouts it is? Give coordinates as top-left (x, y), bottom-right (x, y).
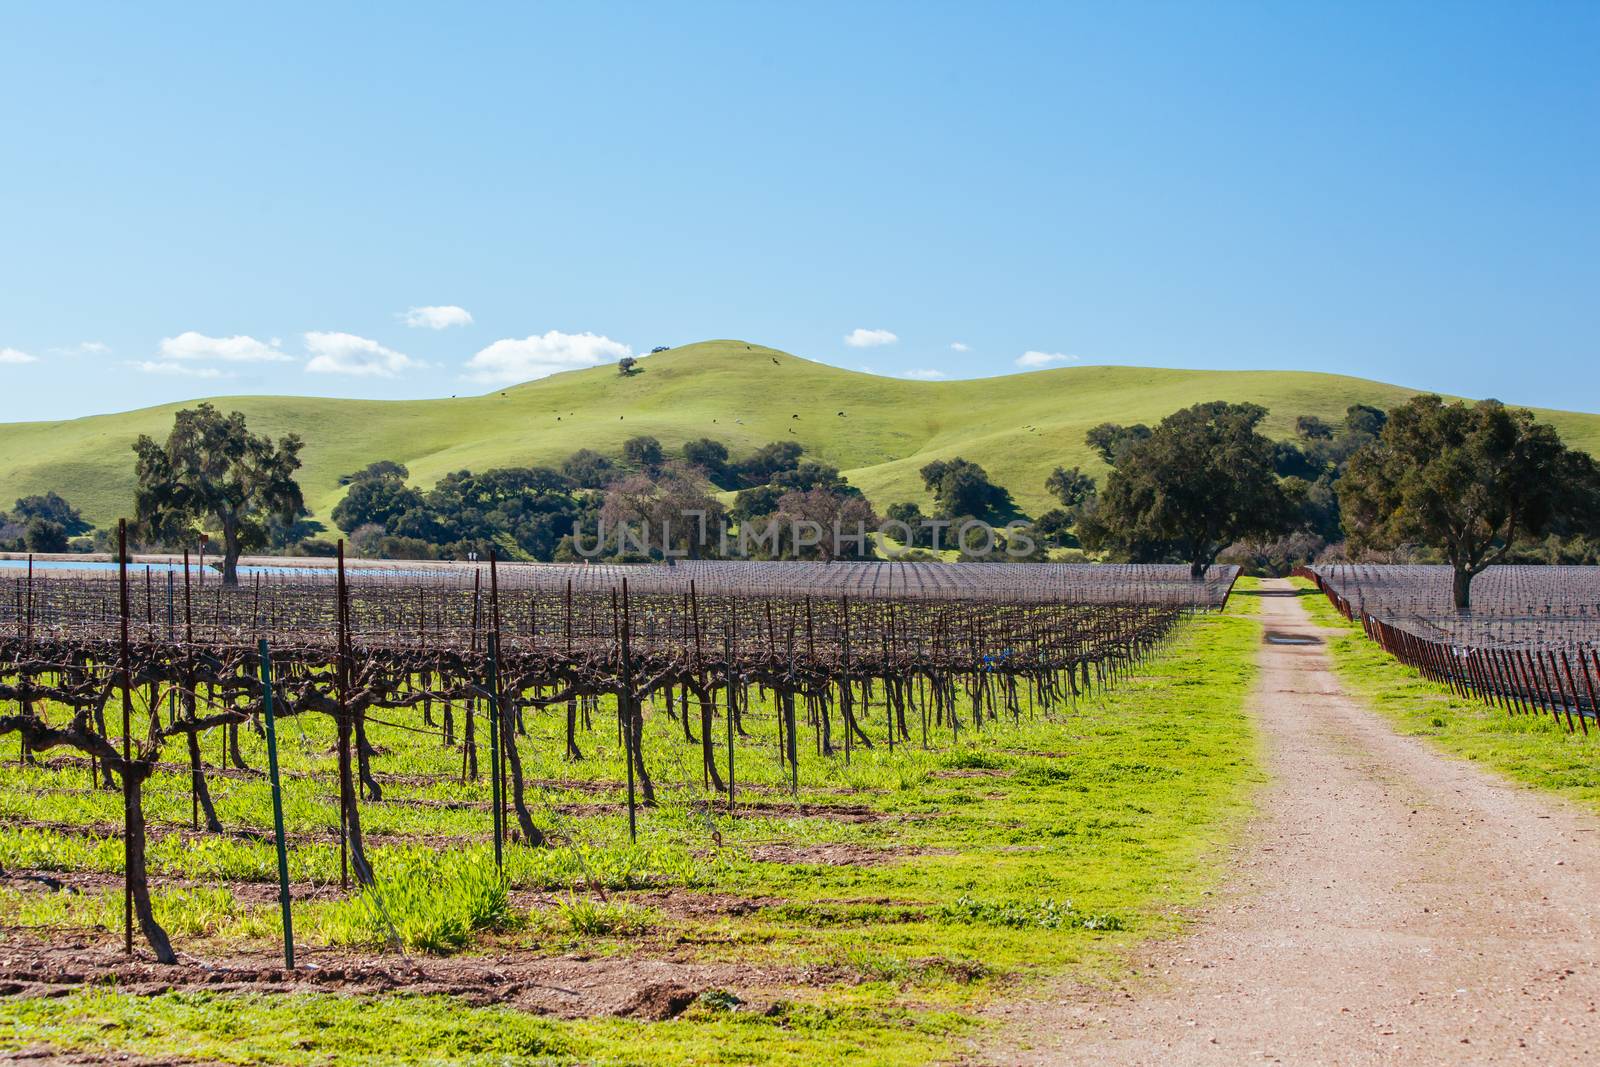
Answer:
top-left (0, 347), bottom-right (38, 364)
top-left (50, 340), bottom-right (111, 357)
top-left (1015, 351), bottom-right (1080, 369)
top-left (132, 360), bottom-right (228, 379)
top-left (304, 331), bottom-right (418, 377)
top-left (158, 331), bottom-right (291, 363)
top-left (465, 330), bottom-right (632, 384)
top-left (949, 342), bottom-right (970, 352)
top-left (402, 305), bottom-right (474, 330)
top-left (844, 328), bottom-right (898, 348)
top-left (903, 368), bottom-right (948, 380)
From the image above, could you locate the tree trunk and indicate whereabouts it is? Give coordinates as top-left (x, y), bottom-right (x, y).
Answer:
top-left (462, 697), bottom-right (478, 780)
top-left (696, 684), bottom-right (726, 792)
top-left (185, 728), bottom-right (223, 833)
top-left (354, 712), bottom-right (382, 801)
top-left (220, 515), bottom-right (242, 587)
top-left (123, 763), bottom-right (177, 963)
top-left (498, 700), bottom-right (544, 846)
top-left (338, 715), bottom-right (375, 886)
top-left (1189, 558), bottom-right (1208, 579)
top-left (1453, 566), bottom-right (1473, 612)
top-left (565, 697), bottom-right (582, 761)
top-left (228, 720), bottom-right (249, 770)
top-left (628, 697), bottom-right (655, 805)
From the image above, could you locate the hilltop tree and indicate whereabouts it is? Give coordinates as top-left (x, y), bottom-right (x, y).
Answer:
top-left (1079, 401), bottom-right (1295, 577)
top-left (133, 404), bottom-right (304, 585)
top-left (1338, 395), bottom-right (1600, 610)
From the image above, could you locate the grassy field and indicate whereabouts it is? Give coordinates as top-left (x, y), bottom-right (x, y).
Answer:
top-left (1296, 579), bottom-right (1600, 813)
top-left (7, 340), bottom-right (1598, 529)
top-left (0, 608), bottom-right (1262, 1065)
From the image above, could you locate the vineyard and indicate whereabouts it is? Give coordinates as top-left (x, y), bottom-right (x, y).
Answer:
top-left (1300, 564), bottom-right (1600, 732)
top-left (0, 550), bottom-right (1244, 1052)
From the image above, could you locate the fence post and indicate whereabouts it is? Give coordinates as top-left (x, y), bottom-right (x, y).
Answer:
top-left (257, 638), bottom-right (295, 969)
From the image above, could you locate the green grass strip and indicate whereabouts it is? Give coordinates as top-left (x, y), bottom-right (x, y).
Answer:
top-left (1295, 577), bottom-right (1600, 812)
top-left (1, 609), bottom-right (1263, 1066)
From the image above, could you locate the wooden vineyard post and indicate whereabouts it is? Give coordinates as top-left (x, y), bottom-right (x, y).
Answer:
top-left (784, 614), bottom-right (796, 796)
top-left (332, 541), bottom-right (374, 888)
top-left (337, 542), bottom-right (350, 889)
top-left (616, 582), bottom-right (637, 843)
top-left (182, 549), bottom-right (196, 826)
top-left (488, 552), bottom-right (508, 861)
top-left (885, 605), bottom-right (898, 750)
top-left (1559, 651), bottom-right (1588, 736)
top-left (257, 639), bottom-right (295, 969)
top-left (118, 519), bottom-right (133, 956)
top-left (20, 554), bottom-right (31, 766)
top-left (1579, 649), bottom-right (1600, 730)
top-left (840, 597), bottom-right (852, 766)
top-left (486, 632), bottom-right (505, 872)
top-left (726, 602), bottom-right (736, 816)
top-left (165, 570), bottom-right (176, 726)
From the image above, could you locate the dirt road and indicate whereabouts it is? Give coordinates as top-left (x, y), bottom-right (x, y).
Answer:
top-left (989, 579), bottom-right (1600, 1065)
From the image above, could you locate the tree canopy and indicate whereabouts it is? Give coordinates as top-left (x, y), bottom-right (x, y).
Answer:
top-left (133, 403), bottom-right (304, 585)
top-left (332, 464), bottom-right (424, 535)
top-left (1337, 395), bottom-right (1600, 609)
top-left (1084, 422), bottom-right (1152, 466)
top-left (1044, 465), bottom-right (1096, 509)
top-left (1079, 401), bottom-right (1296, 577)
top-left (12, 492), bottom-right (92, 537)
top-left (919, 458), bottom-right (1016, 522)
top-left (621, 435), bottom-right (664, 471)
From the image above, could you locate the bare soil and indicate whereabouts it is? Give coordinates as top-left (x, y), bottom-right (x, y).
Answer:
top-left (0, 930), bottom-right (812, 1021)
top-left (982, 580), bottom-right (1600, 1065)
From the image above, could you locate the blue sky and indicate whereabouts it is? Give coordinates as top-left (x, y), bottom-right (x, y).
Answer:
top-left (1, 1), bottom-right (1595, 421)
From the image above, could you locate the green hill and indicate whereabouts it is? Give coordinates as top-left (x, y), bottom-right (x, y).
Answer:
top-left (5, 339), bottom-right (1599, 530)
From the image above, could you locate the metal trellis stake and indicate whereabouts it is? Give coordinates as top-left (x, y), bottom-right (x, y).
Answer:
top-left (257, 638), bottom-right (295, 969)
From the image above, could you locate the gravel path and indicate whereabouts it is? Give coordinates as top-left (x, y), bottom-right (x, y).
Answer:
top-left (986, 579), bottom-right (1600, 1065)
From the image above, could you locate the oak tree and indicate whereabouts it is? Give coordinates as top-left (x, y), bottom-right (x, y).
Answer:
top-left (1337, 395), bottom-right (1599, 610)
top-left (1079, 401), bottom-right (1295, 577)
top-left (133, 404), bottom-right (304, 585)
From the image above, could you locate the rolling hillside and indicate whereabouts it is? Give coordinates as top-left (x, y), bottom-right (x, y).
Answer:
top-left (4, 339), bottom-right (1599, 530)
